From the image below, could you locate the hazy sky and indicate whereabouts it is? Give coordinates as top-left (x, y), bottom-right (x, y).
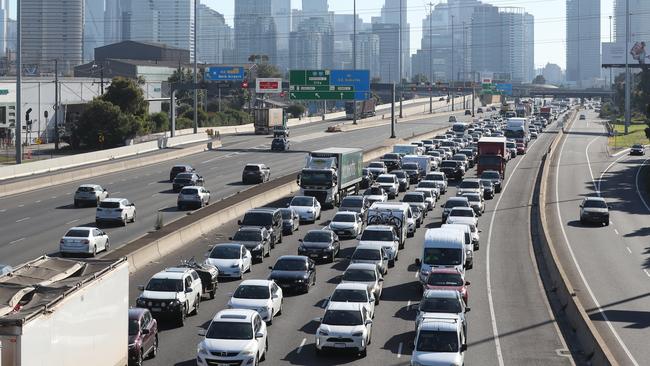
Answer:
top-left (205, 0), bottom-right (616, 70)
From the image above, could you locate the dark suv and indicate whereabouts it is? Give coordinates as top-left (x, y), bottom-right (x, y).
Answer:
top-left (439, 160), bottom-right (465, 180)
top-left (172, 172), bottom-right (204, 192)
top-left (381, 153), bottom-right (402, 171)
top-left (238, 208), bottom-right (283, 245)
top-left (242, 163), bottom-right (271, 184)
top-left (128, 308), bottom-right (159, 366)
top-left (480, 170), bottom-right (503, 193)
top-left (169, 165), bottom-right (194, 182)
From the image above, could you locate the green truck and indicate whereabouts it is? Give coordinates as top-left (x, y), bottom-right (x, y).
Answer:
top-left (297, 148), bottom-right (363, 207)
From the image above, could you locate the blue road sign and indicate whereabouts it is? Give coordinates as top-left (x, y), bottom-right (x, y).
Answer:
top-left (495, 83), bottom-right (513, 96)
top-left (206, 66), bottom-right (245, 81)
top-left (330, 70), bottom-right (370, 100)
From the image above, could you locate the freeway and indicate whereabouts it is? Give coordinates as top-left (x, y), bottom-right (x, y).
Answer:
top-left (0, 103), bottom-right (468, 267)
top-left (547, 110), bottom-right (650, 365)
top-left (126, 114), bottom-right (572, 366)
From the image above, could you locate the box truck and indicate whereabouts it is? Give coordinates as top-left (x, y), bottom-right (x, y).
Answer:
top-left (477, 137), bottom-right (508, 177)
top-left (345, 100), bottom-right (376, 120)
top-left (298, 148), bottom-right (363, 207)
top-left (254, 108), bottom-right (284, 134)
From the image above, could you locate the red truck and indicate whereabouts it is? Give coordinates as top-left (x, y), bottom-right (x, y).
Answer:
top-left (540, 106), bottom-right (552, 120)
top-left (477, 137), bottom-right (508, 177)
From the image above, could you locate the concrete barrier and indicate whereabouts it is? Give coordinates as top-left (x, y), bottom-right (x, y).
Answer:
top-left (536, 110), bottom-right (618, 365)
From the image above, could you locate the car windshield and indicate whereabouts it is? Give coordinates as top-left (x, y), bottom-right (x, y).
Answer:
top-left (341, 198), bottom-right (363, 208)
top-left (304, 231), bottom-right (331, 242)
top-left (368, 162), bottom-right (384, 168)
top-left (377, 176), bottom-right (395, 184)
top-left (300, 170), bottom-right (332, 186)
top-left (450, 209), bottom-right (474, 217)
top-left (416, 330), bottom-right (459, 352)
top-left (360, 230), bottom-right (393, 241)
top-left (418, 181), bottom-right (436, 188)
top-left (171, 166), bottom-right (188, 173)
top-left (507, 142), bottom-right (516, 148)
top-left (241, 212), bottom-right (273, 226)
top-left (145, 278), bottom-right (183, 292)
top-left (64, 229), bottom-right (90, 237)
top-left (343, 268), bottom-right (377, 282)
top-left (206, 322), bottom-right (253, 340)
top-left (445, 200), bottom-right (468, 209)
top-left (180, 188), bottom-right (199, 195)
top-left (393, 171), bottom-right (407, 178)
top-left (233, 231), bottom-right (262, 241)
top-left (440, 161), bottom-right (458, 168)
top-left (402, 163), bottom-right (419, 170)
top-left (233, 285), bottom-right (270, 299)
top-left (364, 187), bottom-right (384, 195)
top-left (420, 297), bottom-right (462, 313)
top-left (273, 259), bottom-right (306, 271)
top-left (464, 194), bottom-right (481, 203)
top-left (427, 273), bottom-right (464, 286)
top-left (583, 200), bottom-right (607, 209)
top-left (99, 201), bottom-right (120, 208)
top-left (331, 289), bottom-right (368, 302)
top-left (77, 186), bottom-right (96, 192)
top-left (423, 248), bottom-right (463, 265)
top-left (280, 209), bottom-right (293, 219)
top-left (481, 171), bottom-right (500, 180)
top-left (244, 165), bottom-right (260, 171)
top-left (128, 319), bottom-right (140, 336)
top-left (291, 197), bottom-right (313, 207)
top-left (175, 173), bottom-right (194, 180)
top-left (322, 310), bottom-right (363, 326)
top-left (332, 214), bottom-right (356, 223)
top-left (209, 246), bottom-right (241, 259)
top-left (352, 248), bottom-right (381, 260)
top-left (417, 190), bottom-right (433, 198)
top-left (427, 173), bottom-right (445, 180)
top-left (403, 194), bottom-right (424, 203)
top-left (383, 154), bottom-right (400, 160)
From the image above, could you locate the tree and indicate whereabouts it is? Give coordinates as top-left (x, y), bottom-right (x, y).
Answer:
top-left (102, 77), bottom-right (148, 118)
top-left (286, 104), bottom-right (306, 118)
top-left (256, 63), bottom-right (282, 78)
top-left (532, 75), bottom-right (546, 84)
top-left (150, 112), bottom-right (169, 132)
top-left (73, 100), bottom-right (139, 149)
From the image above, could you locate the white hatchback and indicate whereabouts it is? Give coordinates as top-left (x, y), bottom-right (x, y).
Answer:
top-left (228, 280), bottom-right (283, 324)
top-left (315, 302), bottom-right (373, 357)
top-left (289, 196), bottom-right (322, 223)
top-left (95, 198), bottom-right (136, 226)
top-left (59, 226), bottom-right (109, 257)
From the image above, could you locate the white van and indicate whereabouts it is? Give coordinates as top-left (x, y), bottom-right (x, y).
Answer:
top-left (367, 202), bottom-right (411, 248)
top-left (402, 155), bottom-right (432, 177)
top-left (416, 228), bottom-right (466, 284)
top-left (441, 224), bottom-right (474, 270)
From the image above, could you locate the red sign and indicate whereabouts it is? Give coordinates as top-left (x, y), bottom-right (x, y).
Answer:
top-left (241, 80), bottom-right (249, 89)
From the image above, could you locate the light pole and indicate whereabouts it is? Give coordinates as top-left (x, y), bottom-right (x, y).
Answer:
top-left (451, 15), bottom-right (455, 111)
top-left (609, 15), bottom-right (613, 89)
top-left (15, 0), bottom-right (21, 163)
top-left (353, 0), bottom-right (357, 125)
top-left (624, 0), bottom-right (630, 135)
top-left (428, 2), bottom-right (434, 114)
top-left (193, 0), bottom-right (198, 134)
top-left (398, 0), bottom-right (403, 118)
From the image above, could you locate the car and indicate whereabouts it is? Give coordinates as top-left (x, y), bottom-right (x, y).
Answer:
top-left (242, 163), bottom-right (271, 184)
top-left (227, 280), bottom-right (283, 324)
top-left (314, 302), bottom-right (373, 357)
top-left (204, 243), bottom-right (253, 279)
top-left (480, 170), bottom-right (503, 193)
top-left (392, 170), bottom-right (412, 191)
top-left (426, 150), bottom-right (443, 166)
top-left (477, 107), bottom-right (483, 113)
top-left (579, 114), bottom-right (586, 120)
top-left (423, 172), bottom-right (448, 194)
top-left (516, 142), bottom-right (526, 155)
top-left (268, 255), bottom-right (316, 293)
top-left (73, 184), bottom-right (108, 207)
top-left (271, 137), bottom-right (290, 151)
top-left (415, 188), bottom-right (438, 211)
top-left (480, 179), bottom-right (495, 199)
top-left (446, 207), bottom-right (478, 227)
top-left (358, 225), bottom-right (400, 267)
top-left (506, 141), bottom-right (517, 159)
top-left (402, 192), bottom-right (428, 217)
top-left (196, 309), bottom-right (268, 366)
top-left (441, 197), bottom-right (470, 222)
top-left (177, 186), bottom-right (210, 210)
top-left (350, 243), bottom-right (389, 275)
top-left (329, 283), bottom-right (376, 319)
top-left (59, 226), bottom-right (109, 257)
top-left (456, 178), bottom-right (483, 199)
top-left (412, 206), bottom-right (425, 228)
top-left (530, 131), bottom-right (538, 140)
top-left (630, 144), bottom-right (645, 155)
top-left (238, 208), bottom-right (284, 245)
top-left (169, 164), bottom-right (194, 181)
top-left (289, 195), bottom-right (322, 223)
top-left (298, 229), bottom-right (341, 262)
top-left (280, 208), bottom-right (300, 235)
top-left (439, 160), bottom-right (464, 180)
top-left (273, 125), bottom-right (290, 138)
top-left (366, 161), bottom-right (388, 178)
top-left (327, 211), bottom-right (364, 239)
top-left (451, 154), bottom-right (470, 171)
top-left (339, 195), bottom-right (370, 221)
top-left (380, 153), bottom-right (402, 171)
top-left (415, 289), bottom-right (469, 334)
top-left (363, 186), bottom-right (388, 205)
top-left (410, 315), bottom-right (467, 366)
top-left (461, 193), bottom-right (484, 216)
top-left (360, 168), bottom-right (375, 189)
top-left (230, 227), bottom-right (272, 263)
top-left (375, 174), bottom-right (400, 199)
top-left (423, 268), bottom-right (471, 304)
top-left (464, 109), bottom-right (472, 115)
top-left (448, 115), bottom-right (457, 122)
top-left (341, 263), bottom-right (384, 304)
top-left (95, 198), bottom-right (136, 226)
top-left (128, 308), bottom-right (159, 366)
top-left (136, 267), bottom-right (203, 326)
top-left (579, 197), bottom-right (610, 225)
top-left (172, 172), bottom-right (204, 192)
top-left (0, 264), bottom-right (12, 277)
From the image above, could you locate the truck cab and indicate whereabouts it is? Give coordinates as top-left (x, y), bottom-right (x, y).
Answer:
top-left (298, 148), bottom-right (363, 207)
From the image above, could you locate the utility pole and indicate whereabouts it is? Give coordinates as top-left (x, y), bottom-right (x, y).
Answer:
top-left (15, 0), bottom-right (21, 163)
top-left (428, 2), bottom-right (433, 114)
top-left (193, 0), bottom-right (198, 134)
top-left (54, 59), bottom-right (59, 150)
top-left (352, 0), bottom-right (357, 125)
top-left (391, 83), bottom-right (396, 138)
top-left (609, 15), bottom-right (613, 89)
top-left (624, 0), bottom-right (630, 134)
top-left (399, 0), bottom-right (403, 118)
top-left (451, 15), bottom-right (455, 111)
top-left (100, 66), bottom-right (104, 94)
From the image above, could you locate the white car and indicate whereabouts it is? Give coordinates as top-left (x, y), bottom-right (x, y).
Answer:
top-left (375, 174), bottom-right (400, 199)
top-left (358, 225), bottom-right (400, 267)
top-left (205, 243), bottom-right (253, 279)
top-left (411, 316), bottom-right (466, 366)
top-left (73, 184), bottom-right (108, 207)
top-left (196, 309), bottom-right (268, 366)
top-left (362, 186), bottom-right (388, 205)
top-left (136, 267), bottom-right (203, 326)
top-left (59, 226), bottom-right (109, 257)
top-left (315, 302), bottom-right (373, 357)
top-left (461, 192), bottom-right (484, 216)
top-left (341, 263), bottom-right (384, 304)
top-left (446, 207), bottom-right (478, 227)
top-left (456, 178), bottom-right (484, 199)
top-left (415, 289), bottom-right (469, 334)
top-left (329, 283), bottom-right (376, 319)
top-left (228, 280), bottom-right (283, 324)
top-left (177, 186), bottom-right (211, 210)
top-left (416, 181), bottom-right (441, 200)
top-left (423, 172), bottom-right (448, 194)
top-left (95, 198), bottom-right (136, 226)
top-left (415, 188), bottom-right (438, 211)
top-left (289, 196), bottom-right (322, 223)
top-left (350, 243), bottom-right (389, 275)
top-left (326, 211), bottom-right (364, 239)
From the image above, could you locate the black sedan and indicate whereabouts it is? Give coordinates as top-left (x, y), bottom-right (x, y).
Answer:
top-left (630, 144), bottom-right (645, 156)
top-left (268, 255), bottom-right (316, 294)
top-left (172, 172), bottom-right (204, 192)
top-left (298, 230), bottom-right (340, 262)
top-left (480, 170), bottom-right (502, 193)
top-left (271, 138), bottom-right (290, 151)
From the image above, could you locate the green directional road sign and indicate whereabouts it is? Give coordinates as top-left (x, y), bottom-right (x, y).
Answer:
top-left (290, 85), bottom-right (353, 92)
top-left (290, 70), bottom-right (330, 86)
top-left (289, 91), bottom-right (355, 100)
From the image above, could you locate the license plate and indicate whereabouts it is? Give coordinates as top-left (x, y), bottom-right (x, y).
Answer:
top-left (310, 254), bottom-right (319, 258)
top-left (151, 307), bottom-right (161, 312)
top-left (334, 343), bottom-right (346, 349)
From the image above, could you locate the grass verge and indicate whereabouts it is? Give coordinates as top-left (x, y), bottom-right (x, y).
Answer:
top-left (608, 123), bottom-right (648, 149)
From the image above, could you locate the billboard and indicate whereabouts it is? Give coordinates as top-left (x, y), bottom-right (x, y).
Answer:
top-left (255, 78), bottom-right (282, 93)
top-left (602, 41), bottom-right (649, 68)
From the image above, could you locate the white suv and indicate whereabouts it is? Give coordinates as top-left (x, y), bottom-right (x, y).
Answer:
top-left (197, 309), bottom-right (268, 366)
top-left (358, 225), bottom-right (400, 267)
top-left (136, 267), bottom-right (203, 326)
top-left (177, 186), bottom-right (211, 210)
top-left (95, 198), bottom-right (136, 226)
top-left (376, 174), bottom-right (399, 199)
top-left (411, 316), bottom-right (466, 366)
top-left (315, 302), bottom-right (373, 357)
top-left (73, 184), bottom-right (108, 207)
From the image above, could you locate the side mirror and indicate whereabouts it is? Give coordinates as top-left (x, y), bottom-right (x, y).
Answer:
top-left (141, 328), bottom-right (150, 335)
top-left (298, 239), bottom-right (303, 242)
top-left (185, 288), bottom-right (193, 293)
top-left (268, 266), bottom-right (273, 270)
top-left (228, 237), bottom-right (233, 240)
top-left (255, 332), bottom-right (264, 339)
top-left (137, 285), bottom-right (145, 291)
top-left (378, 278), bottom-right (384, 282)
top-left (237, 220), bottom-right (242, 225)
top-left (415, 258), bottom-right (421, 266)
top-left (103, 188), bottom-right (107, 192)
top-left (460, 344), bottom-right (468, 352)
top-left (465, 281), bottom-right (471, 285)
top-left (131, 203), bottom-right (135, 206)
top-left (465, 307), bottom-right (471, 312)
top-left (365, 319), bottom-right (373, 326)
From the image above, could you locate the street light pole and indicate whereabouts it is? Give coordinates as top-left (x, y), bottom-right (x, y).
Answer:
top-left (624, 0), bottom-right (630, 135)
top-left (15, 0), bottom-right (21, 163)
top-left (399, 0), bottom-right (403, 118)
top-left (428, 2), bottom-right (433, 114)
top-left (609, 15), bottom-right (613, 89)
top-left (193, 0), bottom-right (198, 134)
top-left (54, 59), bottom-right (59, 150)
top-left (451, 15), bottom-right (455, 111)
top-left (352, 0), bottom-right (357, 125)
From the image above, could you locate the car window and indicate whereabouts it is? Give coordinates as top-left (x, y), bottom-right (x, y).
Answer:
top-left (143, 311), bottom-right (152, 327)
top-left (234, 285), bottom-right (270, 299)
top-left (303, 231), bottom-right (332, 242)
top-left (77, 186), bottom-right (96, 193)
top-left (191, 271), bottom-right (199, 280)
top-left (331, 289), bottom-right (368, 302)
top-left (291, 197), bottom-right (314, 206)
top-left (184, 276), bottom-right (192, 289)
top-left (209, 245), bottom-right (241, 259)
top-left (180, 188), bottom-right (199, 195)
top-left (332, 214), bottom-right (356, 223)
top-left (254, 315), bottom-right (261, 333)
top-left (93, 229), bottom-right (102, 236)
top-left (273, 259), bottom-right (307, 271)
top-left (99, 201), bottom-right (120, 209)
top-left (128, 318), bottom-right (141, 336)
top-left (583, 200), bottom-right (607, 208)
top-left (244, 165), bottom-right (261, 171)
top-left (65, 229), bottom-right (90, 237)
top-left (206, 321), bottom-right (253, 340)
top-left (352, 248), bottom-right (381, 260)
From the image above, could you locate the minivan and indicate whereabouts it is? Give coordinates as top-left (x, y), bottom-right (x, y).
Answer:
top-left (416, 228), bottom-right (466, 284)
top-left (238, 208), bottom-right (283, 245)
top-left (441, 224), bottom-right (474, 270)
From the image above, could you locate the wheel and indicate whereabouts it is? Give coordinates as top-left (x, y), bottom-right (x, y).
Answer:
top-left (134, 349), bottom-right (144, 366)
top-left (261, 338), bottom-right (268, 360)
top-left (149, 336), bottom-right (159, 359)
top-left (210, 290), bottom-right (216, 300)
top-left (192, 296), bottom-right (200, 315)
top-left (122, 216), bottom-right (127, 226)
top-left (389, 260), bottom-right (395, 268)
top-left (131, 211), bottom-right (136, 223)
top-left (265, 246), bottom-right (271, 257)
top-left (74, 200), bottom-right (79, 208)
top-left (277, 301), bottom-right (283, 316)
top-left (328, 252), bottom-right (335, 263)
top-left (177, 306), bottom-right (186, 326)
top-left (92, 245), bottom-right (97, 257)
top-left (177, 204), bottom-right (182, 210)
top-left (267, 310), bottom-right (273, 325)
top-left (104, 239), bottom-right (110, 252)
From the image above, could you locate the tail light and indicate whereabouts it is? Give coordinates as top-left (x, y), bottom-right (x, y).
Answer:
top-left (60, 239), bottom-right (65, 244)
top-left (82, 239), bottom-right (90, 244)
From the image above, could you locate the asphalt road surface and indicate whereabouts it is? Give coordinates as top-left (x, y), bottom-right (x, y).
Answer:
top-left (126, 114), bottom-right (573, 366)
top-left (547, 110), bottom-right (650, 366)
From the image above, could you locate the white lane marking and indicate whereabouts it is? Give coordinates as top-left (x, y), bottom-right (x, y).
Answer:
top-left (148, 182), bottom-right (156, 185)
top-left (397, 342), bottom-right (403, 358)
top-left (15, 217), bottom-right (30, 223)
top-left (614, 229), bottom-right (619, 235)
top-left (634, 158), bottom-right (650, 213)
top-left (585, 135), bottom-right (602, 194)
top-left (65, 192), bottom-right (71, 195)
top-left (51, 196), bottom-right (57, 199)
top-left (555, 119), bottom-right (640, 366)
top-left (202, 153), bottom-right (237, 164)
top-left (644, 269), bottom-right (650, 278)
top-left (112, 191), bottom-right (121, 195)
top-left (626, 247), bottom-right (632, 254)
top-left (109, 182), bottom-right (114, 185)
top-left (151, 193), bottom-right (159, 197)
top-left (18, 204), bottom-right (24, 207)
top-left (35, 200), bottom-right (41, 203)
top-left (66, 219), bottom-right (80, 225)
top-left (9, 238), bottom-right (25, 245)
top-left (612, 148), bottom-right (631, 157)
top-left (296, 338), bottom-right (306, 354)
top-left (0, 209), bottom-right (5, 213)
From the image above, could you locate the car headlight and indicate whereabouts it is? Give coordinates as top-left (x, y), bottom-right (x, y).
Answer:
top-left (197, 343), bottom-right (208, 355)
top-left (295, 279), bottom-right (305, 283)
top-left (351, 331), bottom-right (364, 337)
top-left (318, 329), bottom-right (329, 336)
top-left (240, 347), bottom-right (256, 356)
top-left (254, 244), bottom-right (263, 251)
top-left (231, 263), bottom-right (240, 268)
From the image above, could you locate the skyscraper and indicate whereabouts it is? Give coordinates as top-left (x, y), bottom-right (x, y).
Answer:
top-left (372, 23), bottom-right (400, 83)
top-left (470, 3), bottom-right (502, 78)
top-left (128, 1), bottom-right (159, 44)
top-left (302, 0), bottom-right (328, 18)
top-left (381, 0), bottom-right (410, 80)
top-left (22, 0), bottom-right (83, 75)
top-left (289, 17), bottom-right (333, 70)
top-left (234, 0), bottom-right (277, 64)
top-left (105, 0), bottom-right (131, 45)
top-left (153, 0), bottom-right (195, 60)
top-left (566, 0), bottom-right (601, 87)
top-left (197, 4), bottom-right (232, 64)
top-left (271, 0), bottom-right (291, 70)
top-left (84, 0), bottom-right (105, 62)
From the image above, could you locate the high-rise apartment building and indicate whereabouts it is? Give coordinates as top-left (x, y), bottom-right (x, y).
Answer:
top-left (289, 17), bottom-right (333, 70)
top-left (381, 0), bottom-right (410, 80)
top-left (22, 0), bottom-right (83, 75)
top-left (83, 0), bottom-right (105, 62)
top-left (154, 0), bottom-right (195, 61)
top-left (566, 0), bottom-right (601, 87)
top-left (470, 3), bottom-right (502, 78)
top-left (197, 4), bottom-right (232, 64)
top-left (354, 31), bottom-right (381, 79)
top-left (271, 0), bottom-right (291, 71)
top-left (614, 0), bottom-right (650, 43)
top-left (234, 0), bottom-right (277, 64)
top-left (302, 0), bottom-right (328, 18)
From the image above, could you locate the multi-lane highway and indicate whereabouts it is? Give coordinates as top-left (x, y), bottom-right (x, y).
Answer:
top-left (0, 105), bottom-right (464, 267)
top-left (121, 112), bottom-right (573, 366)
top-left (547, 110), bottom-right (650, 365)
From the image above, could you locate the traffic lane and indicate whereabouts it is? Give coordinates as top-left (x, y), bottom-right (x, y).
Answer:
top-left (485, 124), bottom-right (572, 365)
top-left (549, 112), bottom-right (650, 365)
